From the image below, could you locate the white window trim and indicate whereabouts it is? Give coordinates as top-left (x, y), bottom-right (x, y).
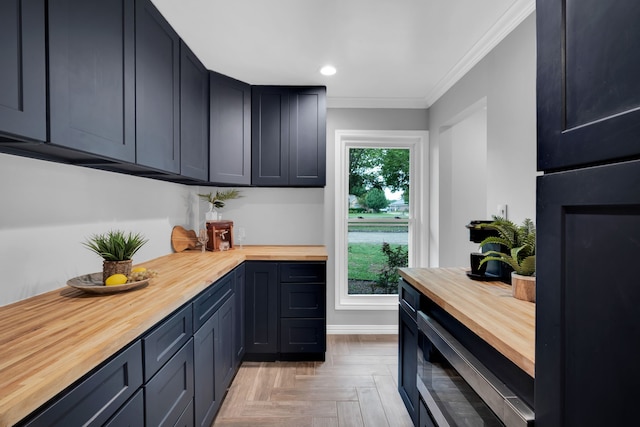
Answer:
top-left (334, 130), bottom-right (429, 310)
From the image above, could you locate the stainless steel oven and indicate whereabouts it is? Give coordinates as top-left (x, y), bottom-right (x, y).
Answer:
top-left (417, 311), bottom-right (534, 427)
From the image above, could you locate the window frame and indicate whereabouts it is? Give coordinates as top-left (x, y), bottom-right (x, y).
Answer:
top-left (334, 130), bottom-right (428, 310)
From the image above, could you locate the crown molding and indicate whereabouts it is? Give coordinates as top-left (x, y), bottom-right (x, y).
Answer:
top-left (424, 0), bottom-right (536, 107)
top-left (327, 96), bottom-right (429, 109)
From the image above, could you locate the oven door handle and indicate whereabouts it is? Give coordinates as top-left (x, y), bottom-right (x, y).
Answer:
top-left (417, 311), bottom-right (534, 427)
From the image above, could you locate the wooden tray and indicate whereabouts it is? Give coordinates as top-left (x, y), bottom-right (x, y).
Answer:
top-left (67, 273), bottom-right (149, 294)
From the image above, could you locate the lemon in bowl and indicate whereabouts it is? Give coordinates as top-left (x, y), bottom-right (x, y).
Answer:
top-left (105, 273), bottom-right (128, 286)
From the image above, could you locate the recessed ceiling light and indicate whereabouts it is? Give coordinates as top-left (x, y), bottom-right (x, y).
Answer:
top-left (320, 65), bottom-right (337, 76)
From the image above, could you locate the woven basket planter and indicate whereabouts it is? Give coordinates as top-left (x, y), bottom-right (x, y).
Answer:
top-left (102, 260), bottom-right (132, 282)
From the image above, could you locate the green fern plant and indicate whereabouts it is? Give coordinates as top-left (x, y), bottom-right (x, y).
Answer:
top-left (197, 189), bottom-right (241, 209)
top-left (83, 230), bottom-right (148, 261)
top-left (479, 217), bottom-right (536, 276)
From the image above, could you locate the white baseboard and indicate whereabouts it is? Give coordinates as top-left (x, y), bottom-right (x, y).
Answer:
top-left (327, 324), bottom-right (398, 335)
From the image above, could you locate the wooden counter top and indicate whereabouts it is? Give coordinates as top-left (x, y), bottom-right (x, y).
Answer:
top-left (0, 245), bottom-right (327, 427)
top-left (399, 267), bottom-right (535, 378)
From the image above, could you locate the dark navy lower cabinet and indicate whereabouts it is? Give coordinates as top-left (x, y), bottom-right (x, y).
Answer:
top-left (398, 300), bottom-right (418, 426)
top-left (245, 262), bottom-right (279, 355)
top-left (104, 389), bottom-right (144, 427)
top-left (145, 338), bottom-right (194, 427)
top-left (194, 309), bottom-right (221, 427)
top-left (280, 318), bottom-right (325, 353)
top-left (233, 264), bottom-right (246, 368)
top-left (22, 341), bottom-right (143, 427)
top-left (143, 303), bottom-right (193, 382)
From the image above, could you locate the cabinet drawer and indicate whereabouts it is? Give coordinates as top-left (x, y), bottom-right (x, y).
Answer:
top-left (280, 283), bottom-right (325, 318)
top-left (193, 272), bottom-right (233, 331)
top-left (145, 338), bottom-right (194, 427)
top-left (104, 389), bottom-right (144, 427)
top-left (143, 304), bottom-right (193, 381)
top-left (280, 318), bottom-right (326, 353)
top-left (399, 280), bottom-right (420, 320)
top-left (280, 262), bottom-right (326, 283)
top-left (23, 341), bottom-right (143, 427)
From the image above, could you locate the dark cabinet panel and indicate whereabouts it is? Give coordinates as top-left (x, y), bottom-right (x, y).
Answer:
top-left (180, 41), bottom-right (209, 181)
top-left (251, 86), bottom-right (326, 187)
top-left (280, 283), bottom-right (325, 318)
top-left (245, 262), bottom-right (279, 354)
top-left (104, 389), bottom-right (144, 427)
top-left (194, 310), bottom-right (220, 427)
top-left (174, 399), bottom-right (194, 427)
top-left (193, 272), bottom-right (233, 331)
top-left (135, 0), bottom-right (180, 173)
top-left (279, 318), bottom-right (325, 353)
top-left (288, 88), bottom-right (326, 186)
top-left (398, 304), bottom-right (418, 426)
top-left (537, 0), bottom-right (640, 171)
top-left (145, 339), bottom-right (194, 427)
top-left (536, 160), bottom-right (640, 427)
top-left (143, 304), bottom-right (193, 382)
top-left (23, 342), bottom-right (143, 427)
top-left (48, 0), bottom-right (135, 161)
top-left (216, 296), bottom-right (235, 394)
top-left (251, 87), bottom-right (289, 186)
top-left (233, 264), bottom-right (246, 367)
top-left (280, 262), bottom-right (326, 283)
top-left (0, 0), bottom-right (46, 141)
top-left (210, 72), bottom-right (251, 185)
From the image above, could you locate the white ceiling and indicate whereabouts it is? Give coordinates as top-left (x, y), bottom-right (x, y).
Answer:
top-left (151, 0), bottom-right (535, 109)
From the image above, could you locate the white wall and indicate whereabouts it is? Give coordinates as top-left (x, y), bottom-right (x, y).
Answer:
top-left (0, 153), bottom-right (325, 307)
top-left (429, 12), bottom-right (537, 267)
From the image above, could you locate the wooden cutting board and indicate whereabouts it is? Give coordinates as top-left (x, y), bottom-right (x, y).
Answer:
top-left (171, 226), bottom-right (198, 252)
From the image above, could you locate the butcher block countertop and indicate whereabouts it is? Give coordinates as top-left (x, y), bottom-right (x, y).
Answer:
top-left (0, 245), bottom-right (327, 427)
top-left (399, 267), bottom-right (535, 378)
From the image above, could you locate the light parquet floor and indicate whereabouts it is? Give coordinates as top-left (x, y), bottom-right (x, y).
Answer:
top-left (213, 334), bottom-right (413, 427)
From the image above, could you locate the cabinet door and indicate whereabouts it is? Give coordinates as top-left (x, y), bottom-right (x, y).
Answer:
top-left (145, 339), bottom-right (194, 427)
top-left (280, 283), bottom-right (325, 318)
top-left (210, 72), bottom-right (251, 185)
top-left (536, 160), bottom-right (640, 427)
top-left (537, 0), bottom-right (640, 171)
top-left (48, 0), bottom-right (135, 161)
top-left (0, 0), bottom-right (46, 141)
top-left (245, 262), bottom-right (279, 354)
top-left (233, 264), bottom-right (246, 367)
top-left (398, 306), bottom-right (418, 426)
top-left (193, 310), bottom-right (220, 427)
top-left (216, 296), bottom-right (235, 394)
top-left (180, 41), bottom-right (209, 181)
top-left (24, 342), bottom-right (143, 427)
top-left (135, 0), bottom-right (180, 173)
top-left (251, 87), bottom-right (289, 186)
top-left (288, 87), bottom-right (326, 186)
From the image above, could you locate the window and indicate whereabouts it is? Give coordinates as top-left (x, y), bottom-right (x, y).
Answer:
top-left (335, 130), bottom-right (428, 310)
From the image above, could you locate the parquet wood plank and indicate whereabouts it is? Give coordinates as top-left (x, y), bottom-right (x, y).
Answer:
top-left (337, 401), bottom-right (364, 426)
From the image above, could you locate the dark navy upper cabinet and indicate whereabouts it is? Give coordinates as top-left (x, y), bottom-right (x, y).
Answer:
top-left (251, 86), bottom-right (326, 187)
top-left (0, 0), bottom-right (46, 142)
top-left (537, 0), bottom-right (640, 172)
top-left (48, 0), bottom-right (135, 161)
top-left (210, 72), bottom-right (251, 185)
top-left (180, 41), bottom-right (209, 181)
top-left (135, 0), bottom-right (180, 173)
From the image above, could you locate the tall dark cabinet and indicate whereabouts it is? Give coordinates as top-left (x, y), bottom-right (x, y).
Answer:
top-left (251, 86), bottom-right (326, 187)
top-left (209, 72), bottom-right (251, 185)
top-left (48, 0), bottom-right (135, 161)
top-left (0, 0), bottom-right (46, 142)
top-left (135, 0), bottom-right (180, 173)
top-left (536, 1), bottom-right (640, 426)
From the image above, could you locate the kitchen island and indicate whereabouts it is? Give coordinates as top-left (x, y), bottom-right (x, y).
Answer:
top-left (0, 245), bottom-right (327, 427)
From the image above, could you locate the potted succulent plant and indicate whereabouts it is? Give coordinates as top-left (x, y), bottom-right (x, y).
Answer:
top-left (479, 217), bottom-right (536, 302)
top-left (83, 230), bottom-right (148, 282)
